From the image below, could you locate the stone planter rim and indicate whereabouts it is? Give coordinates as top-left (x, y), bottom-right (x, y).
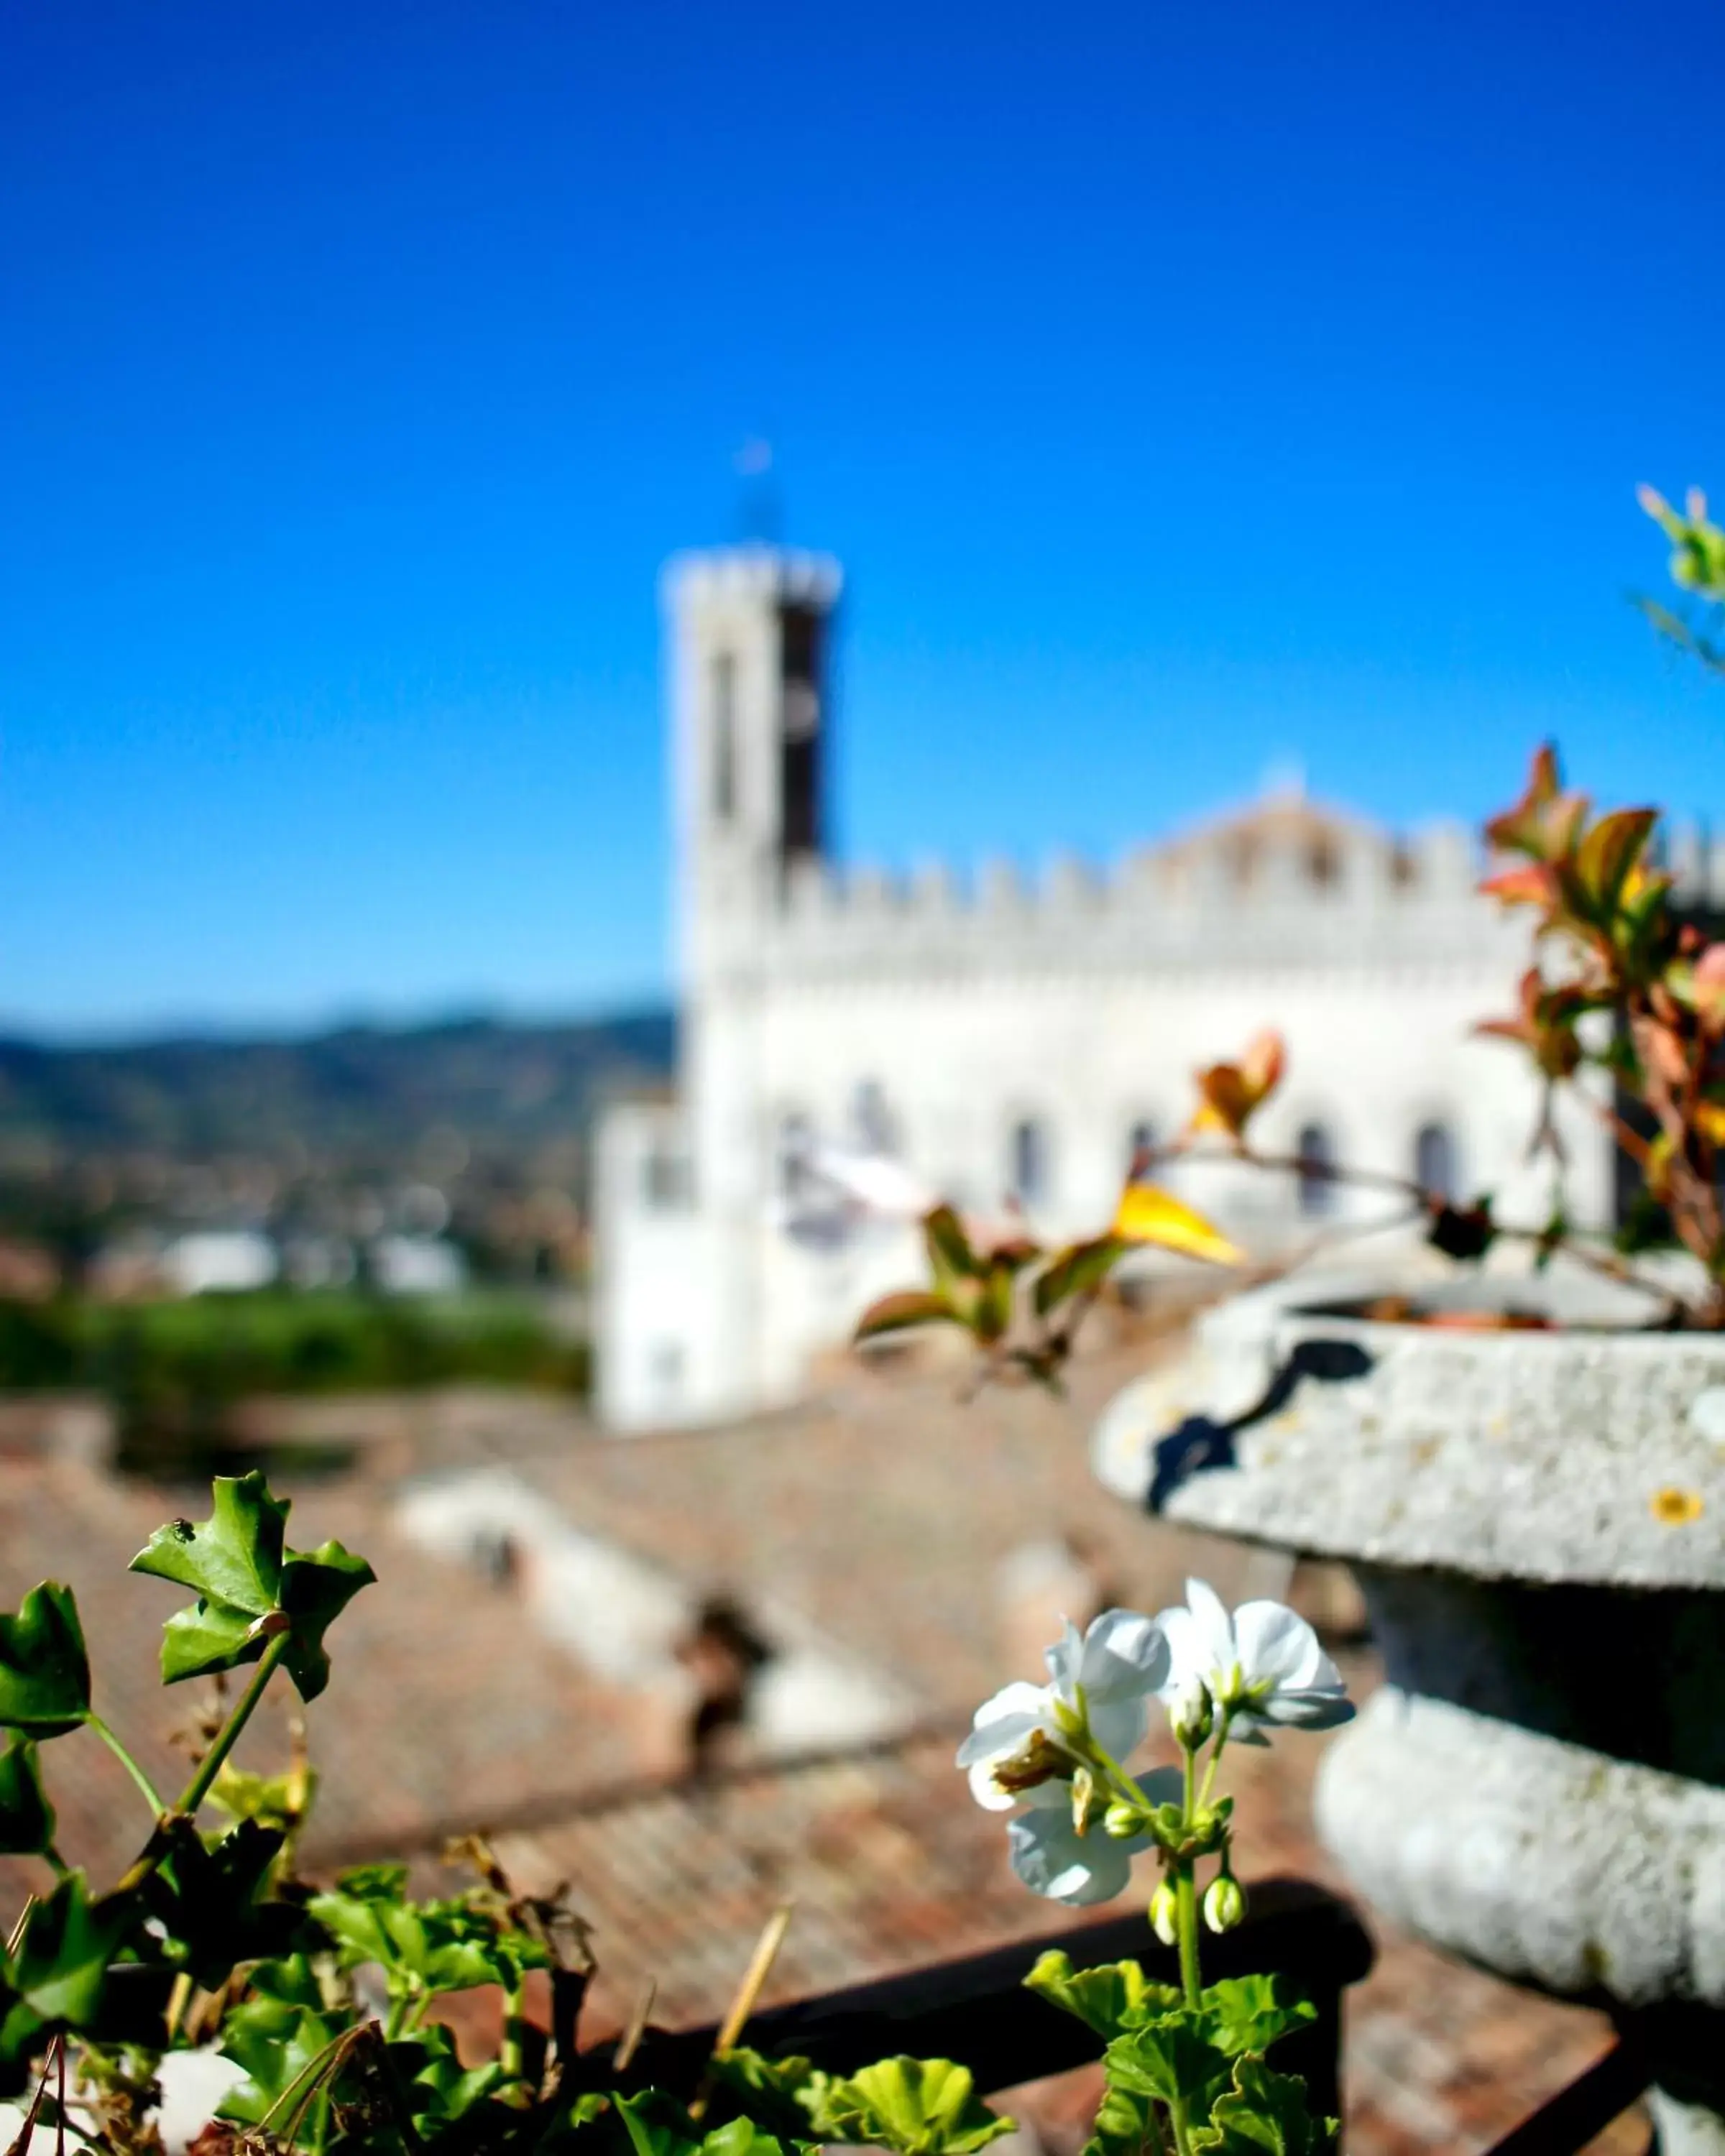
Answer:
top-left (1135, 1291), bottom-right (1725, 1590)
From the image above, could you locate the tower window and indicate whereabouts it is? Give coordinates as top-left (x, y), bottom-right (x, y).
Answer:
top-left (712, 653), bottom-right (737, 822)
top-left (1011, 1118), bottom-right (1050, 1207)
top-left (1414, 1122), bottom-right (1457, 1203)
top-left (1296, 1123), bottom-right (1335, 1217)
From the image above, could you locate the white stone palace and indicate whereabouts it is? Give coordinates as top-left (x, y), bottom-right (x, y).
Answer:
top-left (594, 545), bottom-right (1724, 1431)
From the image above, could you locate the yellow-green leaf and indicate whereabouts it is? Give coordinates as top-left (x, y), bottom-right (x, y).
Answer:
top-left (1112, 1187), bottom-right (1242, 1266)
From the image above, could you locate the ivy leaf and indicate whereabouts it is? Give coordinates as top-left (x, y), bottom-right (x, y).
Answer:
top-left (0, 1738), bottom-right (55, 1856)
top-left (131, 1473), bottom-right (374, 1702)
top-left (307, 1869), bottom-right (548, 1998)
top-left (6, 1871), bottom-right (132, 2030)
top-left (1025, 1951), bottom-right (1181, 2040)
top-left (706, 2047), bottom-right (816, 2135)
top-left (394, 2024), bottom-right (512, 2127)
top-left (275, 1542), bottom-right (377, 1702)
top-left (1191, 2057), bottom-right (1335, 2155)
top-left (217, 1989), bottom-right (346, 2127)
top-left (615, 2091), bottom-right (704, 2156)
top-left (144, 1818), bottom-right (308, 1990)
top-left (800, 2058), bottom-right (1016, 2155)
top-left (0, 1585), bottom-right (91, 1738)
top-left (130, 1474), bottom-right (288, 1612)
top-left (158, 1599), bottom-right (260, 1690)
top-left (1199, 1976), bottom-right (1317, 2060)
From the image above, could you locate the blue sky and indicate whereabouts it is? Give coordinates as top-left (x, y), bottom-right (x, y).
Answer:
top-left (4, 0), bottom-right (1721, 1038)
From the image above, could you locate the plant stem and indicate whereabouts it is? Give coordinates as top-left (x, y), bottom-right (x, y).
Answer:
top-left (1165, 2089), bottom-right (1197, 2156)
top-left (499, 1981), bottom-right (525, 2083)
top-left (116, 1630), bottom-right (292, 1893)
top-left (86, 1715), bottom-right (167, 1818)
top-left (176, 1631), bottom-right (290, 1820)
top-left (1174, 1866), bottom-right (1202, 2009)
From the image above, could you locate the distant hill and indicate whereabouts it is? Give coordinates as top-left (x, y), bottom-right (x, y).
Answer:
top-left (0, 1013), bottom-right (677, 1169)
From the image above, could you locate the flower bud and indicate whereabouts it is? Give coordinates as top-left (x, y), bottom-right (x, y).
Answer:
top-left (1202, 1874), bottom-right (1246, 1935)
top-left (1169, 1677), bottom-right (1214, 1749)
top-left (1103, 1800), bottom-right (1145, 1841)
top-left (1149, 1878), bottom-right (1179, 1947)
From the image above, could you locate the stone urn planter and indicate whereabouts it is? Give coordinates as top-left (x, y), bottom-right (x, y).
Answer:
top-left (1092, 1271), bottom-right (1725, 2152)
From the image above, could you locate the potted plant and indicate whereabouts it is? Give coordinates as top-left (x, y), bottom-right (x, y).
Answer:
top-left (855, 487), bottom-right (1725, 2152)
top-left (0, 1468), bottom-right (1353, 2156)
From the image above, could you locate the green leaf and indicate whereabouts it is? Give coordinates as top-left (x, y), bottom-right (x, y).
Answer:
top-left (6, 1871), bottom-right (132, 2030)
top-left (1034, 1238), bottom-right (1126, 1319)
top-left (144, 1818), bottom-right (308, 1990)
top-left (707, 2047), bottom-right (816, 2135)
top-left (0, 1738), bottom-right (55, 1856)
top-left (1081, 2081), bottom-right (1158, 2156)
top-left (924, 1204), bottom-right (979, 1285)
top-left (0, 1584), bottom-right (91, 1738)
top-left (1025, 1951), bottom-right (1181, 2040)
top-left (800, 2058), bottom-right (1016, 2155)
top-left (276, 1541), bottom-right (377, 1702)
top-left (969, 1263), bottom-right (1015, 1345)
top-left (159, 1598), bottom-right (261, 1688)
top-left (1199, 1976), bottom-right (1317, 2060)
top-left (132, 1473), bottom-right (374, 1702)
top-left (131, 1473), bottom-right (288, 1611)
top-left (217, 1990), bottom-right (346, 2127)
top-left (1191, 2057), bottom-right (1335, 2155)
top-left (1103, 2019), bottom-right (1233, 2124)
top-left (615, 2095), bottom-right (810, 2156)
top-left (395, 2023), bottom-right (512, 2127)
top-left (307, 1870), bottom-right (548, 1999)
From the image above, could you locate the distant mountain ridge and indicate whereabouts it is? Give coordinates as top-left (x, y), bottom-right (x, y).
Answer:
top-left (0, 1012), bottom-right (677, 1166)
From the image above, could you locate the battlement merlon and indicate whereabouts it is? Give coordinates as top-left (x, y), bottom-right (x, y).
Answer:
top-left (662, 546), bottom-right (844, 612)
top-left (685, 815), bottom-right (1725, 982)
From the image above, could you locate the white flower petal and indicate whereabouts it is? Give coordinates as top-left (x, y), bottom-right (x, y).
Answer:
top-left (1154, 1606), bottom-right (1205, 1695)
top-left (1089, 1693), bottom-right (1151, 1764)
top-left (1043, 1618), bottom-right (1087, 1702)
top-left (955, 1682), bottom-right (1052, 1768)
top-left (1079, 1608), bottom-right (1172, 1702)
top-left (967, 1758), bottom-right (1021, 1810)
top-left (1261, 1685), bottom-right (1354, 1731)
top-left (1184, 1577), bottom-right (1238, 1670)
top-left (1233, 1600), bottom-right (1323, 1687)
top-left (1007, 1809), bottom-right (1138, 1906)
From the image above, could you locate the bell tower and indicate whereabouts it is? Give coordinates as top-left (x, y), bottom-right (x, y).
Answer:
top-left (664, 548), bottom-right (842, 969)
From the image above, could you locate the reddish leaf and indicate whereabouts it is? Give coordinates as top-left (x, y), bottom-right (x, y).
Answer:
top-left (854, 1291), bottom-right (957, 1343)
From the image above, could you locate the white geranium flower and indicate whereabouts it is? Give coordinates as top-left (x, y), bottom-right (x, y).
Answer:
top-left (957, 1608), bottom-right (1171, 1810)
top-left (1156, 1577), bottom-right (1352, 1744)
top-left (1008, 1767), bottom-right (1181, 1906)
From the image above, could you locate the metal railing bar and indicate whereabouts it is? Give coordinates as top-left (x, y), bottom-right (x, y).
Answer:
top-left (1478, 2040), bottom-right (1650, 2156)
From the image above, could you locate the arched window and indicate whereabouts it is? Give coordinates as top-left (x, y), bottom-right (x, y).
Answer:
top-left (1126, 1119), bottom-right (1158, 1181)
top-left (852, 1079), bottom-right (898, 1156)
top-left (1011, 1118), bottom-right (1050, 1207)
top-left (1296, 1123), bottom-right (1335, 1218)
top-left (712, 653), bottom-right (737, 822)
top-left (1414, 1122), bottom-right (1457, 1204)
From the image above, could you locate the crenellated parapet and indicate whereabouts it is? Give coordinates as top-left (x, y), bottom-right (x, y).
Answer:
top-left (703, 808), bottom-right (1725, 985)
